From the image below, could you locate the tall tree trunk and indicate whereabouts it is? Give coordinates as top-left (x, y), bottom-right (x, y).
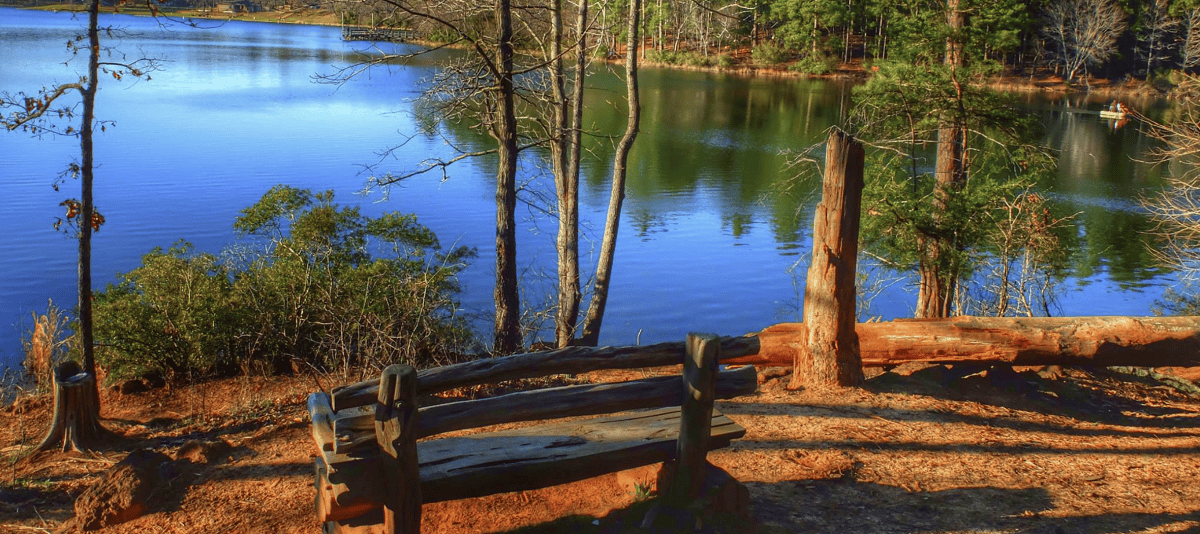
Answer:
top-left (917, 0), bottom-right (966, 319)
top-left (493, 0), bottom-right (522, 354)
top-left (552, 0), bottom-right (588, 348)
top-left (579, 0), bottom-right (640, 346)
top-left (80, 0), bottom-right (100, 407)
top-left (39, 0), bottom-right (109, 453)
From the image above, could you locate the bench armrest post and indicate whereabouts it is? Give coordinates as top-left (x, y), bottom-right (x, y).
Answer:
top-left (376, 364), bottom-right (422, 534)
top-left (669, 332), bottom-right (720, 504)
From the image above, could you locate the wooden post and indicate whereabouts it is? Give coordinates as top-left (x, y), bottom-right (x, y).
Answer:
top-left (790, 129), bottom-right (866, 389)
top-left (669, 332), bottom-right (719, 504)
top-left (642, 333), bottom-right (720, 530)
top-left (375, 364), bottom-right (421, 534)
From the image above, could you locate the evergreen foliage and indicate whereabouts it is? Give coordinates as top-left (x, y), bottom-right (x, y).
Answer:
top-left (93, 186), bottom-right (477, 382)
top-left (850, 62), bottom-right (1072, 316)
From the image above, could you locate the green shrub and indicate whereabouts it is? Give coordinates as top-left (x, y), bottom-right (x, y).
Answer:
top-left (789, 53), bottom-right (837, 75)
top-left (94, 185), bottom-right (477, 383)
top-left (648, 49), bottom-right (682, 65)
top-left (716, 54), bottom-right (735, 69)
top-left (752, 42), bottom-right (790, 66)
top-left (95, 243), bottom-right (242, 381)
top-left (684, 54), bottom-right (716, 68)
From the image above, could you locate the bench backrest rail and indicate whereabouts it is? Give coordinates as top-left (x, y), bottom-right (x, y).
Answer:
top-left (312, 365), bottom-right (756, 457)
top-left (329, 335), bottom-right (760, 411)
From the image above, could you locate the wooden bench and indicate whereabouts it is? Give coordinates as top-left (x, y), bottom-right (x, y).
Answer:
top-left (308, 333), bottom-right (759, 533)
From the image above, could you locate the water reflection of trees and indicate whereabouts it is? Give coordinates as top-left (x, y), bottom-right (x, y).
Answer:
top-left (432, 68), bottom-right (1174, 310)
top-left (1040, 102), bottom-right (1172, 292)
top-left (578, 68), bottom-right (851, 247)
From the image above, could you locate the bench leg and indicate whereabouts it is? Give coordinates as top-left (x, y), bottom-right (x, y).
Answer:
top-left (376, 364), bottom-right (422, 534)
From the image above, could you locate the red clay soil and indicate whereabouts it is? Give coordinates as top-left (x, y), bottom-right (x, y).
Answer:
top-left (2, 363), bottom-right (1199, 533)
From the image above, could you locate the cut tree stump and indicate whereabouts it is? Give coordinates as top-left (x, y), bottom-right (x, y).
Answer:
top-left (36, 360), bottom-right (112, 453)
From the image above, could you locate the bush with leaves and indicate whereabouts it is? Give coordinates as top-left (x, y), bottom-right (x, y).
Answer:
top-left (94, 243), bottom-right (241, 381)
top-left (94, 185), bottom-right (477, 383)
top-left (752, 42), bottom-right (791, 66)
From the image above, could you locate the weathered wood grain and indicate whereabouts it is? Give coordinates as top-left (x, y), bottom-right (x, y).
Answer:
top-left (419, 407), bottom-right (745, 503)
top-left (325, 365), bottom-right (757, 455)
top-left (330, 336), bottom-right (761, 411)
top-left (728, 316), bottom-right (1200, 368)
top-left (791, 130), bottom-right (865, 388)
top-left (668, 333), bottom-right (718, 504)
top-left (308, 392), bottom-right (335, 453)
top-left (415, 365), bottom-right (756, 439)
top-left (375, 365), bottom-right (421, 534)
top-left (319, 407), bottom-right (745, 518)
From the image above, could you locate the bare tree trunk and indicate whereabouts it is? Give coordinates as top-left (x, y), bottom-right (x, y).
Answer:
top-left (1184, 10), bottom-right (1200, 70)
top-left (744, 317), bottom-right (1200, 368)
top-left (788, 131), bottom-right (865, 389)
top-left (552, 0), bottom-right (588, 348)
top-left (579, 0), bottom-right (640, 346)
top-left (493, 0), bottom-right (522, 354)
top-left (79, 0), bottom-right (100, 406)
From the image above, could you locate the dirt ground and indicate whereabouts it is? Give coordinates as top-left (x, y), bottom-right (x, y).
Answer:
top-left (2, 362), bottom-right (1199, 534)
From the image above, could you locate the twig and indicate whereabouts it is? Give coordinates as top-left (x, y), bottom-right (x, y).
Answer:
top-left (0, 525), bottom-right (53, 533)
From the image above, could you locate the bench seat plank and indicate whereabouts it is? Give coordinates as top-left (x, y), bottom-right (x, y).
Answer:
top-left (318, 406), bottom-right (745, 516)
top-left (418, 406), bottom-right (744, 503)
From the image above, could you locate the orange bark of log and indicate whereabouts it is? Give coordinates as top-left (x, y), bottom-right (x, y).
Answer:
top-left (729, 317), bottom-right (1200, 368)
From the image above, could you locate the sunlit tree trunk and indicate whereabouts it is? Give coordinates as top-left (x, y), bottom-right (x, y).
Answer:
top-left (493, 0), bottom-right (522, 354)
top-left (552, 0), bottom-right (588, 348)
top-left (917, 0), bottom-right (967, 319)
top-left (580, 0), bottom-right (640, 346)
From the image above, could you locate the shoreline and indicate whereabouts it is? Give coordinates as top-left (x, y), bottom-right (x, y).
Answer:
top-left (8, 4), bottom-right (1180, 102)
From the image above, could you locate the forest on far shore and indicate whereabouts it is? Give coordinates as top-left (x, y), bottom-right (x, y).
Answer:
top-left (9, 0), bottom-right (1198, 85)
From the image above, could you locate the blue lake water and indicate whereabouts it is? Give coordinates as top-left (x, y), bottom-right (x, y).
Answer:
top-left (0, 7), bottom-right (1181, 375)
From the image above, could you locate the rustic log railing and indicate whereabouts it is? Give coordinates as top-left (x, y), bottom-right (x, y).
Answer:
top-left (308, 333), bottom-right (758, 533)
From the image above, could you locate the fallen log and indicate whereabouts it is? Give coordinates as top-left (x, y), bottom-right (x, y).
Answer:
top-left (730, 317), bottom-right (1200, 368)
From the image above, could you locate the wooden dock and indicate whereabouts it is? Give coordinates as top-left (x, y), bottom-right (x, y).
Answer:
top-left (341, 27), bottom-right (417, 42)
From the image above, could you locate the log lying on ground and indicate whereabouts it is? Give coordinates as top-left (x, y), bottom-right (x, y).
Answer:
top-left (728, 317), bottom-right (1200, 368)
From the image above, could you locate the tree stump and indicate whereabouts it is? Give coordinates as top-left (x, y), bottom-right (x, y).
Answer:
top-left (36, 360), bottom-right (111, 453)
top-left (789, 129), bottom-right (866, 389)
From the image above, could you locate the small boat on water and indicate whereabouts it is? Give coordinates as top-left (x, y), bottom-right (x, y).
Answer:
top-left (1100, 101), bottom-right (1129, 120)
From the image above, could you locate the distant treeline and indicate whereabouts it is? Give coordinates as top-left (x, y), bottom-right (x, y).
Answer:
top-left (7, 0), bottom-right (1197, 82)
top-left (332, 0), bottom-right (1199, 81)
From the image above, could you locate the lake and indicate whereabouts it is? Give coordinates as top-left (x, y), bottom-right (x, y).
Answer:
top-left (0, 7), bottom-right (1182, 375)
